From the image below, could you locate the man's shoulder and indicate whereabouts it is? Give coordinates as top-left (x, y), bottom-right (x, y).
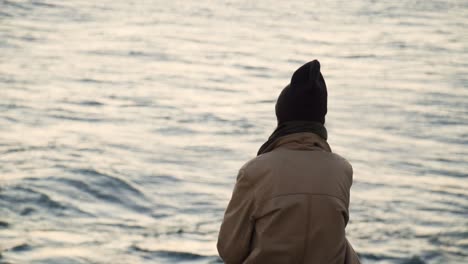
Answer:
top-left (328, 152), bottom-right (353, 174)
top-left (240, 151), bottom-right (279, 173)
top-left (241, 149), bottom-right (353, 176)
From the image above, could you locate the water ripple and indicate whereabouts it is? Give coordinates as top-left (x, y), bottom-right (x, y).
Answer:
top-left (1, 0), bottom-right (467, 263)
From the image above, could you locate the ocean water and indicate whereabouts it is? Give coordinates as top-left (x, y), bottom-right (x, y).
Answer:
top-left (1, 0), bottom-right (467, 263)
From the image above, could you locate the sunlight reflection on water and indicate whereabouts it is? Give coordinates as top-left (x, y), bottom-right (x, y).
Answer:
top-left (1, 0), bottom-right (467, 263)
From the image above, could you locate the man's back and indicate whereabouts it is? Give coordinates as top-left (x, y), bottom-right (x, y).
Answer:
top-left (217, 133), bottom-right (360, 263)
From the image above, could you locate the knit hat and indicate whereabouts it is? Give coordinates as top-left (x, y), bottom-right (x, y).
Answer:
top-left (275, 60), bottom-right (328, 125)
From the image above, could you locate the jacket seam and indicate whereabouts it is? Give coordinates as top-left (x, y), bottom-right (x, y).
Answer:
top-left (259, 192), bottom-right (347, 207)
top-left (241, 168), bottom-right (257, 228)
top-left (301, 193), bottom-right (311, 263)
top-left (243, 168), bottom-right (257, 261)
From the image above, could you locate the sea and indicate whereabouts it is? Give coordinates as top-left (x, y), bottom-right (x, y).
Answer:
top-left (1, 0), bottom-right (467, 263)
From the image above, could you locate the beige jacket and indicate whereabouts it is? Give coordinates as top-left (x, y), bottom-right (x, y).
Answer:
top-left (217, 132), bottom-right (360, 264)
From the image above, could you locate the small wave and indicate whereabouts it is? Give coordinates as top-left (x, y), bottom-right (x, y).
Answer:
top-left (45, 107), bottom-right (109, 122)
top-left (144, 174), bottom-right (181, 184)
top-left (83, 49), bottom-right (172, 62)
top-left (3, 0), bottom-right (62, 11)
top-left (402, 256), bottom-right (427, 264)
top-left (83, 49), bottom-right (122, 57)
top-left (1, 186), bottom-right (89, 217)
top-left (64, 100), bottom-right (104, 107)
top-left (58, 169), bottom-right (151, 213)
top-left (424, 168), bottom-right (467, 179)
top-left (359, 252), bottom-right (431, 264)
top-left (341, 54), bottom-right (377, 59)
top-left (178, 113), bottom-right (254, 131)
top-left (128, 50), bottom-right (171, 61)
top-left (0, 116), bottom-right (19, 124)
top-left (72, 169), bottom-right (144, 196)
top-left (2, 0), bottom-right (32, 11)
top-left (233, 63), bottom-right (270, 72)
top-left (20, 207), bottom-right (35, 216)
top-left (358, 253), bottom-right (418, 263)
top-left (0, 10), bottom-right (13, 18)
top-left (30, 1), bottom-right (61, 9)
top-left (248, 99), bottom-right (276, 104)
top-left (8, 186), bottom-right (66, 211)
top-left (48, 114), bottom-right (105, 123)
top-left (37, 193), bottom-right (67, 210)
top-left (76, 78), bottom-right (114, 84)
top-left (129, 245), bottom-right (210, 261)
top-left (9, 243), bottom-right (32, 252)
top-left (184, 145), bottom-right (232, 154)
top-left (178, 113), bottom-right (227, 124)
top-left (2, 144), bottom-right (56, 155)
top-left (59, 178), bottom-right (123, 204)
top-left (0, 221), bottom-right (9, 228)
top-left (80, 100), bottom-right (103, 106)
top-left (155, 250), bottom-right (207, 260)
top-left (0, 102), bottom-right (32, 110)
top-left (155, 126), bottom-right (197, 135)
top-left (54, 180), bottom-right (147, 214)
top-left (93, 222), bottom-right (145, 231)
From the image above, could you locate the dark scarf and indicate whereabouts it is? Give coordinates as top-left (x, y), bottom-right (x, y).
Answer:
top-left (257, 121), bottom-right (328, 156)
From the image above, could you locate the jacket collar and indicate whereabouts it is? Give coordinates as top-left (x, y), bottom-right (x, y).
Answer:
top-left (261, 132), bottom-right (332, 154)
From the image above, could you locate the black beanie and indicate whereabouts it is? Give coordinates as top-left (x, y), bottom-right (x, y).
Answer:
top-left (275, 60), bottom-right (328, 125)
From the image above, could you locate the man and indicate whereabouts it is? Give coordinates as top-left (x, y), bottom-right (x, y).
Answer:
top-left (217, 60), bottom-right (360, 264)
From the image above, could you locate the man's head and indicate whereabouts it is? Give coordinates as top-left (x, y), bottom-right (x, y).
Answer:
top-left (275, 60), bottom-right (328, 125)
